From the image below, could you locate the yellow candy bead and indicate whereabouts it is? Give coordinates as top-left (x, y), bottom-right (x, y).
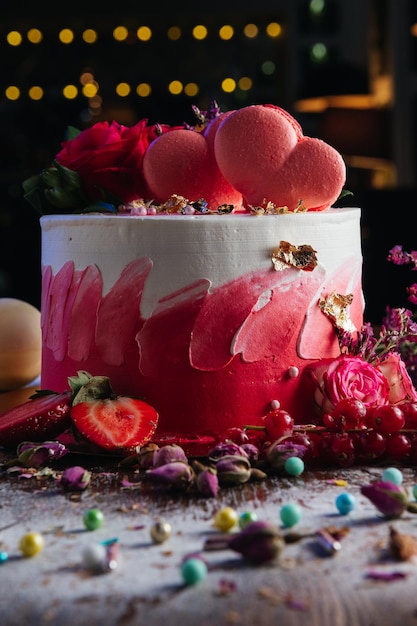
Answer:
top-left (19, 531), bottom-right (45, 557)
top-left (213, 507), bottom-right (238, 532)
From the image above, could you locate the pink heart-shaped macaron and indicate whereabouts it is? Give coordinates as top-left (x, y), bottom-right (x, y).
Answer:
top-left (214, 104), bottom-right (346, 211)
top-left (142, 117), bottom-right (243, 211)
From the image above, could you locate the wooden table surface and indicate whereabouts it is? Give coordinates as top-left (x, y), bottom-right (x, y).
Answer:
top-left (1, 451), bottom-right (417, 626)
top-left (2, 387), bottom-right (417, 626)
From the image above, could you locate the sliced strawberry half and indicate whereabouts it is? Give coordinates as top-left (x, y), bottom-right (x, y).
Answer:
top-left (0, 390), bottom-right (72, 447)
top-left (70, 397), bottom-right (158, 453)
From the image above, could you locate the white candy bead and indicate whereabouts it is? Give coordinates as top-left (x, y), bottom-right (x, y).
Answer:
top-left (288, 366), bottom-right (299, 378)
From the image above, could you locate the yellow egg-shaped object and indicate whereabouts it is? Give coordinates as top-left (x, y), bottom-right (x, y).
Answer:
top-left (0, 298), bottom-right (42, 391)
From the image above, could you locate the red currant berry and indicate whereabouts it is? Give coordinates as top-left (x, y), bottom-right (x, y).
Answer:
top-left (329, 433), bottom-right (356, 467)
top-left (400, 402), bottom-right (417, 428)
top-left (222, 427), bottom-right (250, 445)
top-left (262, 409), bottom-right (294, 441)
top-left (319, 432), bottom-right (355, 467)
top-left (328, 398), bottom-right (367, 431)
top-left (353, 430), bottom-right (386, 461)
top-left (385, 433), bottom-right (411, 461)
top-left (322, 412), bottom-right (339, 431)
top-left (366, 405), bottom-right (405, 435)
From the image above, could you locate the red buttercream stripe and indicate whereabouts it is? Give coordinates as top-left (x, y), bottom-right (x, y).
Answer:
top-left (95, 258), bottom-right (153, 366)
top-left (45, 261), bottom-right (75, 360)
top-left (68, 264), bottom-right (103, 361)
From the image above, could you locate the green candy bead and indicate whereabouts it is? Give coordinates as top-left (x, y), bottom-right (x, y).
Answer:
top-left (382, 467), bottom-right (403, 486)
top-left (284, 456), bottom-right (305, 476)
top-left (238, 511), bottom-right (258, 529)
top-left (83, 508), bottom-right (105, 531)
top-left (181, 557), bottom-right (208, 585)
top-left (280, 503), bottom-right (302, 528)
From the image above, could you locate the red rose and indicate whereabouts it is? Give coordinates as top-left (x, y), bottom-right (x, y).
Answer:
top-left (308, 355), bottom-right (390, 415)
top-left (55, 119), bottom-right (169, 204)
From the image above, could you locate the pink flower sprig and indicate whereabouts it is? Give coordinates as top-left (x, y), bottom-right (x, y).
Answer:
top-left (388, 245), bottom-right (417, 269)
top-left (338, 309), bottom-right (417, 366)
top-left (388, 245), bottom-right (417, 306)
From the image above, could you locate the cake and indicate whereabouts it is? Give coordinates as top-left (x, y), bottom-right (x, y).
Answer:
top-left (40, 208), bottom-right (363, 439)
top-left (24, 100), bottom-right (366, 444)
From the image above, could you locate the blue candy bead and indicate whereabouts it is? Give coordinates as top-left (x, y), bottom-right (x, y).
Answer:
top-left (335, 492), bottom-right (356, 515)
top-left (0, 551), bottom-right (8, 564)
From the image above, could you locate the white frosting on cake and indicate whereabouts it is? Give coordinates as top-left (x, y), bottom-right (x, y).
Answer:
top-left (41, 209), bottom-right (362, 318)
top-left (40, 208), bottom-right (363, 438)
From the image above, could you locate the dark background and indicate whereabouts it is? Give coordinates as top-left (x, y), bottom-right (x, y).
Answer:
top-left (1, 0), bottom-right (416, 325)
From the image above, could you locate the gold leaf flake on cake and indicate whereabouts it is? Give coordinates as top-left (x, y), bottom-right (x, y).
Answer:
top-left (250, 199), bottom-right (308, 215)
top-left (271, 241), bottom-right (318, 272)
top-left (319, 291), bottom-right (356, 332)
top-left (163, 194), bottom-right (190, 213)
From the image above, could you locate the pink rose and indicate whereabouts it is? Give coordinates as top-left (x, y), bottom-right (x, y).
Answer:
top-left (55, 119), bottom-right (174, 203)
top-left (308, 355), bottom-right (390, 415)
top-left (377, 352), bottom-right (417, 404)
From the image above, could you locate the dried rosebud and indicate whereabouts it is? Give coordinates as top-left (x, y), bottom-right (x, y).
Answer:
top-left (265, 440), bottom-right (307, 470)
top-left (195, 467), bottom-right (219, 498)
top-left (136, 442), bottom-right (159, 469)
top-left (208, 442), bottom-right (249, 460)
top-left (360, 480), bottom-right (410, 519)
top-left (145, 461), bottom-right (194, 490)
top-left (240, 443), bottom-right (259, 464)
top-left (229, 520), bottom-right (285, 563)
top-left (152, 444), bottom-right (187, 467)
top-left (215, 455), bottom-right (251, 486)
top-left (60, 465), bottom-right (91, 492)
top-left (16, 441), bottom-right (69, 468)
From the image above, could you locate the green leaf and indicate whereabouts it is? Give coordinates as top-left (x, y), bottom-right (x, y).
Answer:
top-left (65, 125), bottom-right (82, 141)
top-left (338, 189), bottom-right (353, 200)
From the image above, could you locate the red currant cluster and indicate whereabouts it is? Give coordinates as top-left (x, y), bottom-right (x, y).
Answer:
top-left (221, 400), bottom-right (417, 468)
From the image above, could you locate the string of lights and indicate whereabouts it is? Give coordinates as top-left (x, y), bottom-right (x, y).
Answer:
top-left (2, 20), bottom-right (285, 119)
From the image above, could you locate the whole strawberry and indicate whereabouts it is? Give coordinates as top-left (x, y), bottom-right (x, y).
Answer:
top-left (69, 371), bottom-right (158, 454)
top-left (0, 389), bottom-right (71, 447)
